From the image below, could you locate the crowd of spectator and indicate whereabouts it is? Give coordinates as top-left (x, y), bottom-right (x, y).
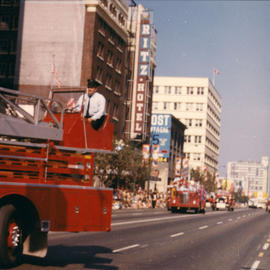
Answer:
top-left (112, 187), bottom-right (168, 210)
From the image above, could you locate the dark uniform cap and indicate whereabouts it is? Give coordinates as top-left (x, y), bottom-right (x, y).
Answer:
top-left (87, 79), bottom-right (101, 88)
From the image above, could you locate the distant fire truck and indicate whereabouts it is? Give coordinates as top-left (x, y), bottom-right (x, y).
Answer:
top-left (168, 178), bottom-right (206, 214)
top-left (211, 190), bottom-right (235, 211)
top-left (0, 87), bottom-right (114, 267)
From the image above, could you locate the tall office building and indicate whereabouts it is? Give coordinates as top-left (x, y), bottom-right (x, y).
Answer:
top-left (152, 76), bottom-right (222, 174)
top-left (227, 156), bottom-right (269, 197)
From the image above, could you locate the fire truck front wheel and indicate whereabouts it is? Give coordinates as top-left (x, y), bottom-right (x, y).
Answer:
top-left (0, 204), bottom-right (23, 268)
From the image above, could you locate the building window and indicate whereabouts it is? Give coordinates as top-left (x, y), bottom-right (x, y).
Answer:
top-left (187, 87), bottom-right (194, 95)
top-left (96, 66), bottom-right (103, 82)
top-left (0, 15), bottom-right (10, 30)
top-left (0, 39), bottom-right (9, 54)
top-left (196, 103), bottom-right (203, 111)
top-left (115, 57), bottom-right (122, 73)
top-left (0, 62), bottom-right (8, 78)
top-left (98, 19), bottom-right (106, 36)
top-left (185, 119), bottom-right (192, 127)
top-left (195, 119), bottom-right (202, 127)
top-left (97, 41), bottom-right (104, 59)
top-left (107, 50), bottom-right (113, 66)
top-left (194, 136), bottom-right (202, 143)
top-left (164, 86), bottom-right (171, 94)
top-left (154, 85), bottom-right (159, 93)
top-left (184, 135), bottom-right (191, 143)
top-left (163, 102), bottom-right (169, 110)
top-left (105, 73), bottom-right (113, 90)
top-left (193, 153), bottom-right (201, 161)
top-left (114, 80), bottom-right (121, 96)
top-left (186, 103), bottom-right (193, 111)
top-left (153, 102), bottom-right (159, 110)
top-left (197, 87), bottom-right (204, 95)
top-left (175, 86), bottom-right (181, 95)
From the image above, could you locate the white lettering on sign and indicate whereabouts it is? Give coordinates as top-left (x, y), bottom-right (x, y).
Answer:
top-left (151, 114), bottom-right (170, 126)
top-left (139, 65), bottom-right (148, 76)
top-left (137, 93), bottom-right (144, 101)
top-left (142, 24), bottom-right (150, 35)
top-left (138, 83), bottom-right (145, 91)
top-left (142, 38), bottom-right (149, 49)
top-left (136, 103), bottom-right (144, 112)
top-left (140, 51), bottom-right (150, 62)
top-left (136, 113), bottom-right (143, 121)
top-left (150, 126), bottom-right (169, 133)
top-left (135, 123), bottom-right (142, 131)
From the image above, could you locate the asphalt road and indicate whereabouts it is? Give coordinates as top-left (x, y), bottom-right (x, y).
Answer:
top-left (10, 207), bottom-right (270, 270)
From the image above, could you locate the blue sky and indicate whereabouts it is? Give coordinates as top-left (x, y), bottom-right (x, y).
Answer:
top-left (136, 0), bottom-right (270, 175)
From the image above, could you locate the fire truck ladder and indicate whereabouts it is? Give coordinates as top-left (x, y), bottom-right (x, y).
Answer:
top-left (0, 87), bottom-right (63, 141)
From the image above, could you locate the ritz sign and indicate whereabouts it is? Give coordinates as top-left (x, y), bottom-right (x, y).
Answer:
top-left (134, 12), bottom-right (151, 134)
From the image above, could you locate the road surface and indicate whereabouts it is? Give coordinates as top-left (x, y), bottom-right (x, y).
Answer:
top-left (10, 207), bottom-right (270, 270)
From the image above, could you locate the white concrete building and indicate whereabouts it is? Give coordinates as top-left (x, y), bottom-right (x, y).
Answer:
top-left (152, 76), bottom-right (222, 174)
top-left (227, 156), bottom-right (269, 198)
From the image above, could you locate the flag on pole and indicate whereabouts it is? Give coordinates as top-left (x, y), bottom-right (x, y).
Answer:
top-left (51, 63), bottom-right (62, 88)
top-left (213, 68), bottom-right (220, 75)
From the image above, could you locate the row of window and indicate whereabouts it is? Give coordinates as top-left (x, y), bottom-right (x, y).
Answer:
top-left (95, 67), bottom-right (121, 96)
top-left (209, 88), bottom-right (221, 109)
top-left (97, 41), bottom-right (122, 73)
top-left (98, 18), bottom-right (125, 53)
top-left (107, 99), bottom-right (119, 121)
top-left (0, 62), bottom-right (15, 78)
top-left (154, 85), bottom-right (205, 96)
top-left (183, 152), bottom-right (201, 161)
top-left (0, 0), bottom-right (19, 7)
top-left (0, 38), bottom-right (17, 54)
top-left (184, 135), bottom-right (202, 144)
top-left (206, 120), bottom-right (220, 136)
top-left (153, 101), bottom-right (204, 112)
top-left (205, 137), bottom-right (219, 152)
top-left (205, 153), bottom-right (218, 166)
top-left (184, 118), bottom-right (203, 128)
top-left (0, 15), bottom-right (19, 31)
top-left (207, 104), bottom-right (220, 122)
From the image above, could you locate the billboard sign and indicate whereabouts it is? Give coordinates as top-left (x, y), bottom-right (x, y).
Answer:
top-left (150, 114), bottom-right (171, 160)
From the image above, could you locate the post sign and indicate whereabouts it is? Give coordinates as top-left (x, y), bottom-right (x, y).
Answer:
top-left (150, 114), bottom-right (171, 160)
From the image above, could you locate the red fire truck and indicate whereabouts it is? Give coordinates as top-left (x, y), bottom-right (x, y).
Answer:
top-left (0, 87), bottom-right (114, 267)
top-left (168, 178), bottom-right (206, 214)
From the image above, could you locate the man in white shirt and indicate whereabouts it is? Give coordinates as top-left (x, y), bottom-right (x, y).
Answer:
top-left (75, 79), bottom-right (106, 130)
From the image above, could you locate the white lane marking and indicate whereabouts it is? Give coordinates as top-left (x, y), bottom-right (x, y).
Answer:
top-left (250, 260), bottom-right (260, 270)
top-left (132, 213), bottom-right (143, 216)
top-left (217, 221), bottom-right (223, 225)
top-left (112, 214), bottom-right (191, 226)
top-left (263, 243), bottom-right (269, 250)
top-left (170, 232), bottom-right (184, 238)
top-left (199, 225), bottom-right (208, 230)
top-left (228, 218), bottom-right (233, 221)
top-left (113, 244), bottom-right (140, 253)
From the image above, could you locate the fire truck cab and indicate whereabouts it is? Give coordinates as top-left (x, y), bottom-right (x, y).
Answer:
top-left (0, 87), bottom-right (114, 267)
top-left (169, 179), bottom-right (206, 214)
